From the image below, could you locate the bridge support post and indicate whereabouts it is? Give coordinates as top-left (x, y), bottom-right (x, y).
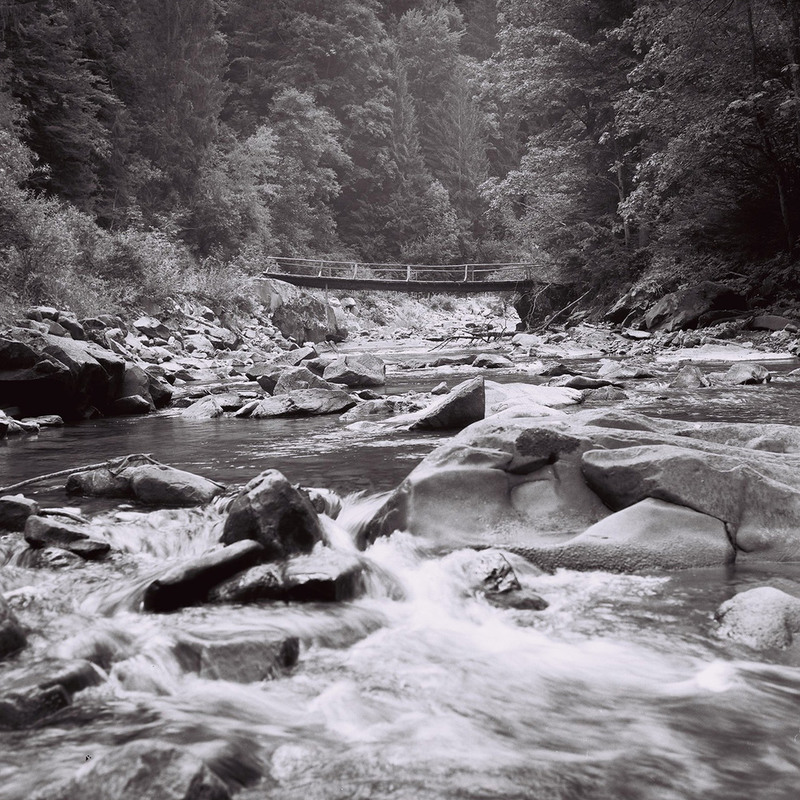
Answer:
top-left (463, 264), bottom-right (469, 282)
top-left (406, 264), bottom-right (412, 282)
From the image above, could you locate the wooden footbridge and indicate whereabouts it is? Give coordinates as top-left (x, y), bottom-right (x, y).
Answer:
top-left (264, 257), bottom-right (538, 293)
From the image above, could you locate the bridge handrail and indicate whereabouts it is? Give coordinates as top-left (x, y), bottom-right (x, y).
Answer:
top-left (266, 256), bottom-right (539, 283)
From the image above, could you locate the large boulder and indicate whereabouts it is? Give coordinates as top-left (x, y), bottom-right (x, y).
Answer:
top-left (715, 586), bottom-right (800, 649)
top-left (38, 740), bottom-right (230, 800)
top-left (644, 282), bottom-right (748, 331)
top-left (272, 366), bottom-right (337, 395)
top-left (409, 376), bottom-right (485, 431)
top-left (259, 279), bottom-right (329, 343)
top-left (220, 469), bottom-right (325, 559)
top-left (323, 354), bottom-right (385, 388)
top-left (360, 409), bottom-right (800, 571)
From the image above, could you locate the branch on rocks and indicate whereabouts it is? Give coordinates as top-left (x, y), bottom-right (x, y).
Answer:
top-left (537, 289), bottom-right (592, 332)
top-left (0, 453), bottom-right (163, 495)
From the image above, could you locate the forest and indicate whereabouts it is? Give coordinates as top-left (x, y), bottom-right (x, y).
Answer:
top-left (2, 0), bottom-right (800, 316)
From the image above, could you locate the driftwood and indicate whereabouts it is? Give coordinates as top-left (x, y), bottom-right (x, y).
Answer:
top-left (0, 453), bottom-right (163, 496)
top-left (537, 289), bottom-right (592, 332)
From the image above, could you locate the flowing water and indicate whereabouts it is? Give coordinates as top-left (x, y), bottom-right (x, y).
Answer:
top-left (2, 361), bottom-right (800, 799)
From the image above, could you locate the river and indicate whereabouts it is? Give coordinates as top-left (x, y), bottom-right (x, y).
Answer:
top-left (2, 354), bottom-right (800, 799)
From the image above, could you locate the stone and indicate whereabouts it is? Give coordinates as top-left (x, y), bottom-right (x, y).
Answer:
top-left (549, 374), bottom-right (614, 390)
top-left (338, 399), bottom-right (395, 424)
top-left (182, 395), bottom-right (224, 419)
top-left (409, 376), bottom-right (485, 431)
top-left (270, 346), bottom-right (316, 367)
top-left (596, 360), bottom-right (655, 380)
top-left (722, 363), bottom-right (771, 385)
top-left (184, 333), bottom-right (215, 354)
top-left (66, 463), bottom-right (140, 498)
top-left (484, 381), bottom-right (582, 414)
top-left (0, 336), bottom-right (40, 369)
top-left (147, 373), bottom-right (174, 409)
top-left (220, 469), bottom-right (325, 559)
top-left (132, 316), bottom-right (172, 339)
top-left (0, 494), bottom-right (39, 531)
top-left (264, 280), bottom-right (330, 343)
top-left (281, 549), bottom-right (365, 602)
top-left (248, 389), bottom-right (356, 418)
top-left (177, 633), bottom-right (299, 682)
top-left (430, 381), bottom-right (449, 395)
top-left (605, 284), bottom-right (662, 325)
top-left (748, 314), bottom-right (797, 332)
top-left (272, 366), bottom-right (337, 395)
top-left (323, 354), bottom-right (386, 387)
top-left (121, 464), bottom-right (224, 506)
top-left (644, 282), bottom-right (748, 331)
top-left (143, 540), bottom-right (266, 612)
top-left (472, 353), bottom-right (514, 369)
top-left (19, 414), bottom-right (63, 427)
top-left (0, 596), bottom-right (26, 661)
top-left (520, 498), bottom-right (734, 572)
top-left (110, 394), bottom-right (152, 415)
top-left (38, 740), bottom-right (230, 800)
top-left (669, 365), bottom-right (709, 389)
top-left (0, 686), bottom-right (69, 730)
top-left (208, 563), bottom-right (284, 603)
top-left (118, 364), bottom-right (154, 407)
top-left (24, 516), bottom-right (110, 559)
top-left (585, 386), bottom-right (629, 402)
top-left (715, 586), bottom-right (800, 649)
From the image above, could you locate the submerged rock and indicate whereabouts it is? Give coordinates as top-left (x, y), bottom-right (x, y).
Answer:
top-left (248, 389), bottom-right (355, 417)
top-left (220, 469), bottom-right (325, 559)
top-left (123, 464), bottom-right (224, 506)
top-left (715, 586), bottom-right (800, 649)
top-left (181, 395), bottom-right (224, 419)
top-left (0, 597), bottom-right (26, 661)
top-left (721, 363), bottom-right (771, 385)
top-left (669, 365), bottom-right (709, 389)
top-left (176, 633), bottom-right (299, 682)
top-left (38, 739), bottom-right (230, 800)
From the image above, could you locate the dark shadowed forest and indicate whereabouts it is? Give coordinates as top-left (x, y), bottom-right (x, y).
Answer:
top-left (2, 0), bottom-right (800, 315)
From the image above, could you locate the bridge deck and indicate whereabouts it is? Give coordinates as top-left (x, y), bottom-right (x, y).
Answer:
top-left (265, 272), bottom-right (534, 293)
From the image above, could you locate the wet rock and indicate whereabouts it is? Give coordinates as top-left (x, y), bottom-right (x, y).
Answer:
top-left (464, 549), bottom-right (521, 594)
top-left (0, 657), bottom-right (101, 729)
top-left (584, 386), bottom-right (628, 402)
top-left (0, 685), bottom-right (69, 730)
top-left (430, 381), bottom-right (449, 395)
top-left (484, 381), bottom-right (582, 414)
top-left (472, 353), bottom-right (514, 369)
top-left (669, 365), bottom-right (709, 389)
top-left (272, 366), bottom-right (337, 394)
top-left (281, 549), bottom-right (365, 602)
top-left (248, 389), bottom-right (356, 417)
top-left (0, 596), bottom-right (26, 660)
top-left (596, 360), bottom-right (655, 381)
top-left (715, 586), bottom-right (800, 649)
top-left (143, 540), bottom-right (266, 612)
top-left (110, 394), bottom-right (152, 415)
top-left (487, 589), bottom-right (549, 611)
top-left (339, 399), bottom-right (395, 423)
top-left (122, 464), bottom-right (224, 506)
top-left (39, 739), bottom-right (230, 800)
top-left (20, 414), bottom-right (64, 427)
top-left (410, 376), bottom-right (485, 431)
top-left (210, 549), bottom-right (364, 603)
top-left (182, 395), bottom-right (224, 419)
top-left (722, 363), bottom-right (771, 385)
top-left (221, 469), bottom-right (324, 559)
top-left (549, 374), bottom-right (613, 390)
top-left (177, 633), bottom-right (299, 682)
top-left (66, 462), bottom-right (141, 497)
top-left (521, 498), bottom-right (733, 573)
top-left (323, 354), bottom-right (386, 387)
top-left (208, 563), bottom-right (284, 603)
top-left (301, 487), bottom-right (343, 518)
top-left (0, 494), bottom-right (39, 531)
top-left (24, 516), bottom-right (110, 560)
top-left (644, 282), bottom-right (748, 332)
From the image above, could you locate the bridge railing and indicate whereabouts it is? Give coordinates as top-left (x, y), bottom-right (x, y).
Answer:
top-left (266, 256), bottom-right (538, 284)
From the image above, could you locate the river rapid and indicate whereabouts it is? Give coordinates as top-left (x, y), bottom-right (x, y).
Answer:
top-left (2, 353), bottom-right (800, 799)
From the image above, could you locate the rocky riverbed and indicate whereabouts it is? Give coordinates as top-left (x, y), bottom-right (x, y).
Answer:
top-left (3, 280), bottom-right (800, 799)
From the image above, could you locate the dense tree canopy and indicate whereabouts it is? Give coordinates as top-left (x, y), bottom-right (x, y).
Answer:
top-left (2, 0), bottom-right (800, 309)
